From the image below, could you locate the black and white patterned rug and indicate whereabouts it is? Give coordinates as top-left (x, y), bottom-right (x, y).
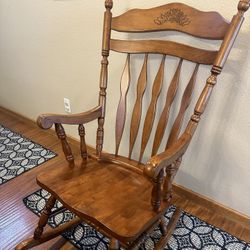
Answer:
top-left (0, 124), bottom-right (56, 185)
top-left (23, 189), bottom-right (250, 250)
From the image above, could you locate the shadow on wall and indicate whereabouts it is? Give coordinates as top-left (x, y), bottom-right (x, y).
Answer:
top-left (201, 31), bottom-right (249, 192)
top-left (176, 31), bottom-right (250, 214)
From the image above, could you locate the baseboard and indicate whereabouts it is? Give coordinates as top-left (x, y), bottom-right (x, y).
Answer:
top-left (0, 106), bottom-right (42, 128)
top-left (173, 183), bottom-right (250, 229)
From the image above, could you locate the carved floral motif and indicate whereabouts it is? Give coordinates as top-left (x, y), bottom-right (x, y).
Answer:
top-left (154, 8), bottom-right (191, 26)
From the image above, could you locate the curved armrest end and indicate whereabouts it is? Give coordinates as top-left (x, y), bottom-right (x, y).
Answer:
top-left (143, 162), bottom-right (158, 179)
top-left (37, 115), bottom-right (53, 129)
top-left (144, 132), bottom-right (192, 179)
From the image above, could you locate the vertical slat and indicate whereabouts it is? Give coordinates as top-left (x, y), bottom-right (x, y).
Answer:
top-left (55, 123), bottom-right (74, 163)
top-left (78, 124), bottom-right (87, 159)
top-left (115, 54), bottom-right (131, 155)
top-left (139, 55), bottom-right (166, 162)
top-left (129, 54), bottom-right (148, 159)
top-left (166, 64), bottom-right (199, 149)
top-left (152, 59), bottom-right (183, 156)
top-left (96, 0), bottom-right (113, 157)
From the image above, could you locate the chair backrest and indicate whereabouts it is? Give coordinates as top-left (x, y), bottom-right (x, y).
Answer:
top-left (96, 0), bottom-right (249, 162)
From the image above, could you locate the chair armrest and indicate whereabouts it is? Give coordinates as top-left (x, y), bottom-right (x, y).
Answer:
top-left (144, 132), bottom-right (192, 179)
top-left (37, 106), bottom-right (102, 129)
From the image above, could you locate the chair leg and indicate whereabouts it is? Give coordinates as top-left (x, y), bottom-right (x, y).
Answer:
top-left (15, 195), bottom-right (56, 250)
top-left (159, 219), bottom-right (167, 236)
top-left (109, 238), bottom-right (120, 250)
top-left (154, 207), bottom-right (182, 250)
top-left (34, 195), bottom-right (56, 239)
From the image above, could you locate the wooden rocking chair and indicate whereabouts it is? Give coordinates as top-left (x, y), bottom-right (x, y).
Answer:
top-left (16, 0), bottom-right (249, 249)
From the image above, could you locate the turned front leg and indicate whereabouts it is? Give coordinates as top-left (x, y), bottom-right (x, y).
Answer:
top-left (34, 196), bottom-right (56, 239)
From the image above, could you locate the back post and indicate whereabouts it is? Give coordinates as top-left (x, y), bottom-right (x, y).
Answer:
top-left (96, 0), bottom-right (113, 156)
top-left (188, 0), bottom-right (250, 134)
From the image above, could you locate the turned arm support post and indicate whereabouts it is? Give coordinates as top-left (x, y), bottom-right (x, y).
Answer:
top-left (37, 106), bottom-right (102, 162)
top-left (144, 127), bottom-right (193, 212)
top-left (78, 124), bottom-right (88, 159)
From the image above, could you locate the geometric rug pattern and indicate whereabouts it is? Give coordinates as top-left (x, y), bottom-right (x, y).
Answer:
top-left (0, 124), bottom-right (56, 185)
top-left (23, 189), bottom-right (250, 250)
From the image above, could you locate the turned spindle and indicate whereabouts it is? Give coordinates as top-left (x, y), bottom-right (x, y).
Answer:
top-left (78, 124), bottom-right (88, 159)
top-left (96, 0), bottom-right (113, 157)
top-left (55, 123), bottom-right (74, 163)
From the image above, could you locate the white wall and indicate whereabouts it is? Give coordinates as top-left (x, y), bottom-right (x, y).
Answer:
top-left (0, 0), bottom-right (249, 216)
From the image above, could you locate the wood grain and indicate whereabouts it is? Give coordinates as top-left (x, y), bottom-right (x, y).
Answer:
top-left (6, 0), bottom-right (250, 249)
top-left (97, 0), bottom-right (113, 156)
top-left (0, 107), bottom-right (249, 250)
top-left (111, 2), bottom-right (230, 40)
top-left (55, 123), bottom-right (74, 163)
top-left (214, 5), bottom-right (247, 69)
top-left (129, 54), bottom-right (148, 159)
top-left (110, 39), bottom-right (217, 65)
top-left (154, 208), bottom-right (182, 250)
top-left (152, 59), bottom-right (183, 156)
top-left (173, 183), bottom-right (250, 230)
top-left (78, 124), bottom-right (87, 159)
top-left (36, 156), bottom-right (168, 243)
top-left (37, 106), bottom-right (102, 129)
top-left (166, 64), bottom-right (199, 148)
top-left (144, 131), bottom-right (192, 179)
top-left (115, 54), bottom-right (131, 155)
top-left (139, 55), bottom-right (166, 162)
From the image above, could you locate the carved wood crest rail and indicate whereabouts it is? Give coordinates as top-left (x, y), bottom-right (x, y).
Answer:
top-left (154, 8), bottom-right (191, 26)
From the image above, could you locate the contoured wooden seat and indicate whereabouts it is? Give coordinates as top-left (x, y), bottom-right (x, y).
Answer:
top-left (16, 0), bottom-right (250, 249)
top-left (37, 158), bottom-right (166, 242)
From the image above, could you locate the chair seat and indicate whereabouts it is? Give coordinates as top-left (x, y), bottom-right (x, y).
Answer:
top-left (36, 156), bottom-right (168, 242)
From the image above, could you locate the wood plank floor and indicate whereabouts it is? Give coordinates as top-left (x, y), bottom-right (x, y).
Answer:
top-left (0, 107), bottom-right (249, 249)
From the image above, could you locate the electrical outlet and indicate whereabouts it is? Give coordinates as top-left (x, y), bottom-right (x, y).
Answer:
top-left (64, 98), bottom-right (71, 113)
